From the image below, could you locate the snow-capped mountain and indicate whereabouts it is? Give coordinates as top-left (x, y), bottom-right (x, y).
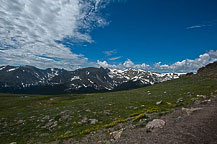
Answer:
top-left (0, 65), bottom-right (185, 94)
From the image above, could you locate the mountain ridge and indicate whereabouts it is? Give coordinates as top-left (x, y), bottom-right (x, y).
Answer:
top-left (0, 65), bottom-right (184, 94)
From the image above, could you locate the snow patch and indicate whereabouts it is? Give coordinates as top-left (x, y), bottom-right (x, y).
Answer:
top-left (7, 68), bottom-right (18, 72)
top-left (71, 76), bottom-right (81, 81)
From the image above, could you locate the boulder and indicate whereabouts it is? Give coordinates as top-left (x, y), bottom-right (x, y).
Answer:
top-left (146, 119), bottom-right (166, 131)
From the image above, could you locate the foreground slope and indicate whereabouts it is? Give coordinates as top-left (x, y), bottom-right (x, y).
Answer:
top-left (0, 71), bottom-right (217, 143)
top-left (116, 95), bottom-right (217, 144)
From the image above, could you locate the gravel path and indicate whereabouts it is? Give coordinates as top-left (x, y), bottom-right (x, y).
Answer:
top-left (116, 96), bottom-right (217, 144)
top-left (51, 95), bottom-right (217, 144)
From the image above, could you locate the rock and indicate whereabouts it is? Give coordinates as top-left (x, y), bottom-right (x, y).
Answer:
top-left (60, 110), bottom-right (70, 116)
top-left (146, 119), bottom-right (166, 131)
top-left (49, 98), bottom-right (54, 101)
top-left (194, 100), bottom-right (201, 105)
top-left (140, 105), bottom-right (145, 107)
top-left (175, 116), bottom-right (184, 123)
top-left (65, 131), bottom-right (72, 135)
top-left (197, 95), bottom-right (207, 99)
top-left (51, 121), bottom-right (58, 128)
top-left (164, 91), bottom-right (167, 94)
top-left (176, 98), bottom-right (183, 103)
top-left (206, 99), bottom-right (211, 103)
top-left (85, 109), bottom-right (91, 112)
top-left (104, 111), bottom-right (110, 116)
top-left (89, 119), bottom-right (98, 124)
top-left (187, 92), bottom-right (191, 95)
top-left (42, 121), bottom-right (58, 129)
top-left (60, 115), bottom-right (70, 121)
top-left (128, 106), bottom-right (134, 109)
top-left (191, 98), bottom-right (198, 101)
top-left (182, 107), bottom-right (203, 116)
top-left (156, 100), bottom-right (162, 105)
top-left (41, 120), bottom-right (45, 123)
top-left (81, 117), bottom-right (88, 124)
top-left (110, 128), bottom-right (124, 140)
top-left (40, 133), bottom-right (49, 137)
top-left (42, 115), bottom-right (50, 120)
top-left (191, 98), bottom-right (201, 104)
top-left (10, 142), bottom-right (17, 144)
top-left (17, 120), bottom-right (24, 125)
top-left (167, 102), bottom-right (172, 105)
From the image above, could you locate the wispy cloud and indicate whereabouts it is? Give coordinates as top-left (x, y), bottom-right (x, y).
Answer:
top-left (186, 20), bottom-right (216, 29)
top-left (0, 0), bottom-right (109, 70)
top-left (103, 49), bottom-right (117, 56)
top-left (97, 50), bottom-right (217, 73)
top-left (186, 25), bottom-right (207, 29)
top-left (109, 56), bottom-right (122, 61)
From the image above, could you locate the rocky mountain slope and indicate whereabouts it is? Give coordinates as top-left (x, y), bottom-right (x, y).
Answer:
top-left (197, 61), bottom-right (217, 79)
top-left (0, 65), bottom-right (184, 94)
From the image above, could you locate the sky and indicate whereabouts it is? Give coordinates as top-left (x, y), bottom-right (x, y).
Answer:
top-left (0, 0), bottom-right (217, 72)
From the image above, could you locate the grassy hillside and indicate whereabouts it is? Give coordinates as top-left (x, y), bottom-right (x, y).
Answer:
top-left (0, 76), bottom-right (217, 143)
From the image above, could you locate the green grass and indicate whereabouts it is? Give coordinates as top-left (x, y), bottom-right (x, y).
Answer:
top-left (0, 76), bottom-right (217, 143)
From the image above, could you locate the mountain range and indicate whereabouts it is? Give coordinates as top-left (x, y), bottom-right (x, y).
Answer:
top-left (0, 65), bottom-right (184, 94)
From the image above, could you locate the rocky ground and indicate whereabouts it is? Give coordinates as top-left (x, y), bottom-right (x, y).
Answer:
top-left (115, 95), bottom-right (217, 144)
top-left (65, 93), bottom-right (217, 144)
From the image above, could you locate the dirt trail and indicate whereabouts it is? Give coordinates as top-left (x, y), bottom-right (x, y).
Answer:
top-left (117, 96), bottom-right (217, 144)
top-left (51, 95), bottom-right (217, 144)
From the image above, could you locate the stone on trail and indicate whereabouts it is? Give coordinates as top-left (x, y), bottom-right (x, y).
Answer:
top-left (182, 107), bottom-right (203, 116)
top-left (110, 128), bottom-right (124, 140)
top-left (146, 119), bottom-right (166, 131)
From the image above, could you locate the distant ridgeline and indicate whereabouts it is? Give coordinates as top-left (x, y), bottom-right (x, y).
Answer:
top-left (0, 65), bottom-right (185, 94)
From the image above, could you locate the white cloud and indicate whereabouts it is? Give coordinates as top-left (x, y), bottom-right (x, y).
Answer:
top-left (155, 51), bottom-right (217, 73)
top-left (186, 25), bottom-right (206, 29)
top-left (97, 58), bottom-right (151, 70)
top-left (97, 60), bottom-right (117, 69)
top-left (0, 0), bottom-right (108, 70)
top-left (97, 50), bottom-right (217, 73)
top-left (109, 56), bottom-right (122, 61)
top-left (103, 49), bottom-right (117, 56)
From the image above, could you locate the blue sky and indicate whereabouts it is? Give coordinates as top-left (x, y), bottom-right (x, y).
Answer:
top-left (0, 0), bottom-right (217, 72)
top-left (76, 0), bottom-right (217, 65)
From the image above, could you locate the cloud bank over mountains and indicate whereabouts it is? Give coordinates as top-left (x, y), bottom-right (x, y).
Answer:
top-left (97, 50), bottom-right (217, 73)
top-left (0, 0), bottom-right (216, 73)
top-left (0, 0), bottom-right (108, 69)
